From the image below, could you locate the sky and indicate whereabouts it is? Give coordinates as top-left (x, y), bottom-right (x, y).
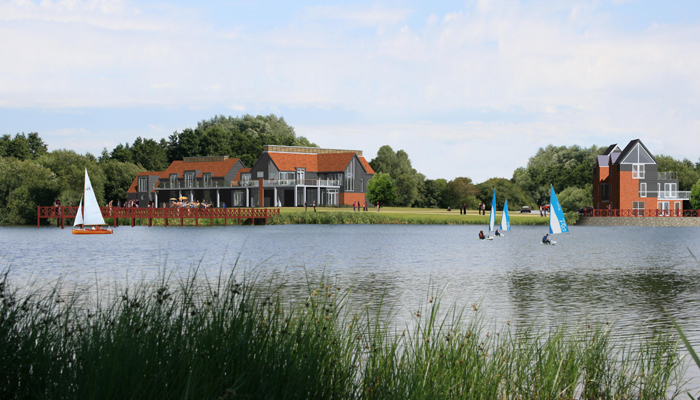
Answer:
top-left (1, 0), bottom-right (699, 182)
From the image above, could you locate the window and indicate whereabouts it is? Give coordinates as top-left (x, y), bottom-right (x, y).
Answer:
top-left (257, 171), bottom-right (264, 178)
top-left (233, 191), bottom-right (244, 207)
top-left (639, 182), bottom-right (647, 197)
top-left (632, 164), bottom-right (645, 179)
top-left (601, 183), bottom-right (609, 200)
top-left (326, 189), bottom-right (339, 206)
top-left (345, 161), bottom-right (354, 191)
top-left (360, 178), bottom-right (364, 192)
top-left (242, 173), bottom-right (251, 181)
top-left (184, 172), bottom-right (195, 187)
top-left (138, 177), bottom-right (148, 192)
top-left (203, 173), bottom-right (212, 187)
top-left (170, 174), bottom-right (177, 184)
top-left (633, 202), bottom-right (644, 210)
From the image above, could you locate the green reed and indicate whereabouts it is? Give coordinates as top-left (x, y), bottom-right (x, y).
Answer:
top-left (0, 269), bottom-right (684, 399)
top-left (268, 211), bottom-right (547, 226)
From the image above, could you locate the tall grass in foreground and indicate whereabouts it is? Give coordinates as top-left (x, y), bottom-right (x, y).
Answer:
top-left (0, 270), bottom-right (684, 399)
top-left (269, 211), bottom-right (547, 225)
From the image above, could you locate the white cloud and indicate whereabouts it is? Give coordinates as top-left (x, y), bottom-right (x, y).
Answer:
top-left (1, 0), bottom-right (699, 178)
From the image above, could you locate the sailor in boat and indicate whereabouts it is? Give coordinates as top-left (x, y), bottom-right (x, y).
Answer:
top-left (494, 228), bottom-right (501, 237)
top-left (478, 230), bottom-right (486, 240)
top-left (542, 233), bottom-right (551, 245)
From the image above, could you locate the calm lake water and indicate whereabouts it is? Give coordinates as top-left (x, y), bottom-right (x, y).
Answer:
top-left (4, 224), bottom-right (700, 332)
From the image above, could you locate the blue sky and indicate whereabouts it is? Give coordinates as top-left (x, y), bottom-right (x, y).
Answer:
top-left (1, 0), bottom-right (699, 181)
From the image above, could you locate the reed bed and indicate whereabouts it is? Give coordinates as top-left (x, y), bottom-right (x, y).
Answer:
top-left (0, 270), bottom-right (685, 399)
top-left (269, 211), bottom-right (548, 225)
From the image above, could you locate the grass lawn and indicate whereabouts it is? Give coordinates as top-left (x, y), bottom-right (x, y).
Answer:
top-left (278, 206), bottom-right (548, 225)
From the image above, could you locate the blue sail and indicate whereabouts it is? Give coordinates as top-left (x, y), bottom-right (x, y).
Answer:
top-left (500, 199), bottom-right (510, 231)
top-left (489, 189), bottom-right (496, 232)
top-left (549, 185), bottom-right (569, 234)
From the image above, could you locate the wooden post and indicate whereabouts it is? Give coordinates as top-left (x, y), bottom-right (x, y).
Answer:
top-left (164, 209), bottom-right (168, 227)
top-left (210, 209), bottom-right (213, 226)
top-left (148, 208), bottom-right (152, 227)
top-left (259, 178), bottom-right (264, 208)
top-left (37, 207), bottom-right (40, 229)
top-left (224, 209), bottom-right (227, 226)
top-left (196, 210), bottom-right (199, 227)
top-left (61, 207), bottom-right (65, 229)
top-left (237, 208), bottom-right (241, 225)
top-left (131, 208), bottom-right (135, 227)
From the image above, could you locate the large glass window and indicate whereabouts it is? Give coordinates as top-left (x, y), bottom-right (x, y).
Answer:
top-left (203, 173), bottom-right (212, 187)
top-left (639, 182), bottom-right (646, 197)
top-left (327, 189), bottom-right (339, 206)
top-left (170, 174), bottom-right (178, 187)
top-left (184, 172), bottom-right (195, 187)
top-left (632, 164), bottom-right (645, 179)
top-left (345, 161), bottom-right (354, 191)
top-left (233, 191), bottom-right (244, 207)
top-left (242, 173), bottom-right (250, 181)
top-left (138, 177), bottom-right (148, 192)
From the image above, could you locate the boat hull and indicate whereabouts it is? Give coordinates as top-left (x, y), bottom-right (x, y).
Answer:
top-left (72, 228), bottom-right (113, 235)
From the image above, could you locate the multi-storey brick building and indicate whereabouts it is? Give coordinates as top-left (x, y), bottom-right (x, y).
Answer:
top-left (593, 139), bottom-right (690, 214)
top-left (127, 146), bottom-right (375, 207)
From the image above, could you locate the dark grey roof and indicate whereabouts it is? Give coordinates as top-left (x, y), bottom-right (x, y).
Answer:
top-left (611, 152), bottom-right (621, 164)
top-left (614, 139), bottom-right (657, 165)
top-left (597, 155), bottom-right (610, 166)
top-left (603, 144), bottom-right (619, 155)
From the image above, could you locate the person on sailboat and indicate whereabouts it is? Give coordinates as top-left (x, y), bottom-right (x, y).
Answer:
top-left (495, 228), bottom-right (501, 237)
top-left (542, 233), bottom-right (551, 244)
top-left (479, 231), bottom-right (486, 240)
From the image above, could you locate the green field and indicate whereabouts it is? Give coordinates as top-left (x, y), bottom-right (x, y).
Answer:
top-left (274, 206), bottom-right (549, 225)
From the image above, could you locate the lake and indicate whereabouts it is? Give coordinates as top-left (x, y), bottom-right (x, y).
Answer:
top-left (4, 224), bottom-right (700, 336)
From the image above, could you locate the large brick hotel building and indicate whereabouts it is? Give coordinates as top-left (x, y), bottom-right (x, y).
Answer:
top-left (127, 145), bottom-right (375, 207)
top-left (593, 139), bottom-right (690, 214)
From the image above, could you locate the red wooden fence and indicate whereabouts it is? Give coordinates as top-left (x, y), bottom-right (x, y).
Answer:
top-left (37, 206), bottom-right (281, 229)
top-left (580, 209), bottom-right (699, 218)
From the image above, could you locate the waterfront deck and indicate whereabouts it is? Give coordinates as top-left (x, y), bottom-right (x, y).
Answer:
top-left (37, 206), bottom-right (280, 228)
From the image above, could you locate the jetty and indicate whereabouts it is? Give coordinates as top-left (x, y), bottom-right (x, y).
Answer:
top-left (37, 206), bottom-right (280, 229)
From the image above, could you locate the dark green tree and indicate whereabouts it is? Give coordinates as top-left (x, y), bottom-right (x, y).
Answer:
top-left (366, 173), bottom-right (397, 206)
top-left (0, 157), bottom-right (59, 224)
top-left (130, 137), bottom-right (169, 171)
top-left (369, 145), bottom-right (423, 206)
top-left (690, 179), bottom-right (700, 210)
top-left (656, 155), bottom-right (700, 191)
top-left (415, 179), bottom-right (447, 208)
top-left (0, 133), bottom-right (45, 160)
top-left (476, 178), bottom-right (536, 210)
top-left (101, 160), bottom-right (146, 204)
top-left (38, 150), bottom-right (107, 206)
top-left (443, 177), bottom-right (479, 209)
top-left (557, 186), bottom-right (592, 213)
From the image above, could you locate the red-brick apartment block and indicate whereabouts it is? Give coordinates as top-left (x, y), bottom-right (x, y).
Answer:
top-left (593, 139), bottom-right (690, 214)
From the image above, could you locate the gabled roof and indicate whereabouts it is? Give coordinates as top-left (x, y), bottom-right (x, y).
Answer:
top-left (596, 155), bottom-right (610, 167)
top-left (603, 144), bottom-right (621, 156)
top-left (127, 172), bottom-right (163, 194)
top-left (233, 168), bottom-right (251, 181)
top-left (614, 139), bottom-right (656, 165)
top-left (267, 152), bottom-right (375, 174)
top-left (160, 158), bottom-right (241, 179)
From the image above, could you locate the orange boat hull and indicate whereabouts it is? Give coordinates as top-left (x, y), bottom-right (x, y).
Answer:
top-left (72, 228), bottom-right (113, 235)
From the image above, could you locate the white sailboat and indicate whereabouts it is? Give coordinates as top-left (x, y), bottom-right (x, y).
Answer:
top-left (498, 198), bottom-right (510, 236)
top-left (72, 168), bottom-right (112, 235)
top-left (485, 189), bottom-right (496, 239)
top-left (544, 185), bottom-right (568, 245)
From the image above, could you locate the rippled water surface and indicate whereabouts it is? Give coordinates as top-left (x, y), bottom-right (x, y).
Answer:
top-left (3, 224), bottom-right (700, 334)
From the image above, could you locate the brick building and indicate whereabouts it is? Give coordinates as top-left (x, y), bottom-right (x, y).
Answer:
top-left (127, 146), bottom-right (375, 207)
top-left (593, 139), bottom-right (690, 214)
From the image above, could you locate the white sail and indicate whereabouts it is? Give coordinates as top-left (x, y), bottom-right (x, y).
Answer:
top-left (488, 189), bottom-right (496, 232)
top-left (83, 168), bottom-right (106, 226)
top-left (549, 185), bottom-right (569, 235)
top-left (73, 197), bottom-right (84, 227)
top-left (500, 199), bottom-right (510, 231)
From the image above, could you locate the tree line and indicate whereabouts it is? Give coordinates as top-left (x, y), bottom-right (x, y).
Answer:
top-left (366, 144), bottom-right (700, 212)
top-left (2, 115), bottom-right (699, 225)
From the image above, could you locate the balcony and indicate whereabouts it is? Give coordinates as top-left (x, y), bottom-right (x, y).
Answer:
top-left (657, 172), bottom-right (678, 180)
top-left (657, 191), bottom-right (691, 200)
top-left (157, 178), bottom-right (342, 190)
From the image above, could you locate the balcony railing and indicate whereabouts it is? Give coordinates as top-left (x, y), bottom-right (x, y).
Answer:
top-left (657, 191), bottom-right (691, 200)
top-left (657, 172), bottom-right (678, 180)
top-left (157, 178), bottom-right (342, 190)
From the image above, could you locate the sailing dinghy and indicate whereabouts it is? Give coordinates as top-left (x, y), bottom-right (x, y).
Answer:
top-left (72, 168), bottom-right (112, 235)
top-left (498, 198), bottom-right (510, 236)
top-left (543, 185), bottom-right (568, 245)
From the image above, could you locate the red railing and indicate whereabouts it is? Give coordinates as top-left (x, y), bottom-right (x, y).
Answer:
top-left (37, 206), bottom-right (281, 228)
top-left (581, 209), bottom-right (699, 218)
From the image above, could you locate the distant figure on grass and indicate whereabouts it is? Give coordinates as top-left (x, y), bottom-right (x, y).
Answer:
top-left (460, 203), bottom-right (463, 215)
top-left (377, 202), bottom-right (380, 212)
top-left (478, 230), bottom-right (486, 240)
top-left (540, 206), bottom-right (543, 217)
top-left (313, 200), bottom-right (316, 212)
top-left (353, 202), bottom-right (356, 212)
top-left (305, 201), bottom-right (307, 212)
